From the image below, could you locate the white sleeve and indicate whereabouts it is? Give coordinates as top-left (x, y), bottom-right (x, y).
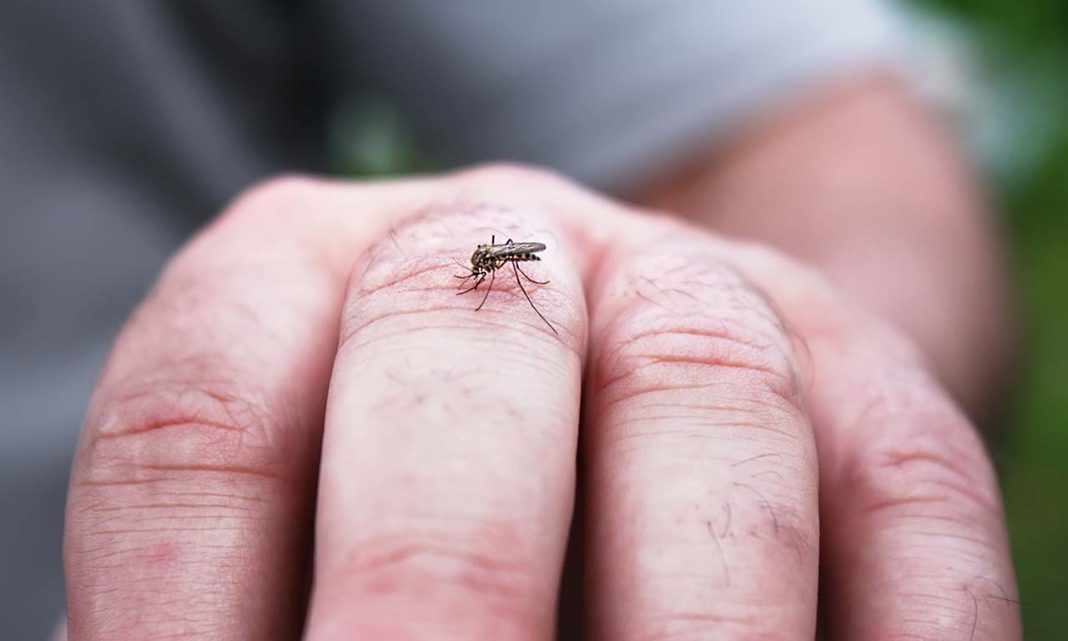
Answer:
top-left (318, 0), bottom-right (907, 192)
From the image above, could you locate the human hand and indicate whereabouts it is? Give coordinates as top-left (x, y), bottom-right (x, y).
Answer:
top-left (64, 166), bottom-right (1021, 640)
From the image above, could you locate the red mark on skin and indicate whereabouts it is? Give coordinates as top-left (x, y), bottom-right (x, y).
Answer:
top-left (144, 540), bottom-right (183, 572)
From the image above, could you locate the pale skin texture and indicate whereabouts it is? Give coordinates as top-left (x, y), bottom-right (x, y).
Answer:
top-left (63, 76), bottom-right (1021, 639)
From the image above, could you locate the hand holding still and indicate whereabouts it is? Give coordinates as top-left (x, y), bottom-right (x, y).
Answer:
top-left (64, 167), bottom-right (1020, 640)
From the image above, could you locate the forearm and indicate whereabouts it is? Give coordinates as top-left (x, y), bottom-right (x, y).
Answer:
top-left (639, 74), bottom-right (1015, 423)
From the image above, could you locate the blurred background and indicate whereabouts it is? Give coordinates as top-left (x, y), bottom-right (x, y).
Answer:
top-left (337, 2), bottom-right (1068, 638)
top-left (896, 4), bottom-right (1068, 639)
top-left (1, 1), bottom-right (1064, 639)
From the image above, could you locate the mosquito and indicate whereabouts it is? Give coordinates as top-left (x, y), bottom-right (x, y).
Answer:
top-left (454, 235), bottom-right (558, 334)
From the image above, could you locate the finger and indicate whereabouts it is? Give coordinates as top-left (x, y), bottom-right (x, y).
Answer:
top-left (64, 177), bottom-right (413, 639)
top-left (583, 231), bottom-right (820, 640)
top-left (727, 248), bottom-right (1022, 640)
top-left (305, 196), bottom-right (588, 639)
top-left (810, 328), bottom-right (1020, 640)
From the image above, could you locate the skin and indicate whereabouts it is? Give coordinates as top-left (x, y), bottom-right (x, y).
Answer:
top-left (63, 78), bottom-right (1021, 640)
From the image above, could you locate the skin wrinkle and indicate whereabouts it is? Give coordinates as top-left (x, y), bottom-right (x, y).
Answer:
top-left (847, 435), bottom-right (1001, 519)
top-left (595, 328), bottom-right (796, 407)
top-left (342, 208), bottom-right (580, 355)
top-left (609, 294), bottom-right (790, 357)
top-left (603, 402), bottom-right (798, 429)
top-left (343, 539), bottom-right (528, 594)
top-left (606, 365), bottom-right (803, 440)
top-left (91, 417), bottom-right (243, 441)
top-left (132, 463), bottom-right (292, 483)
top-left (633, 611), bottom-right (767, 641)
top-left (78, 490), bottom-right (267, 511)
top-left (76, 477), bottom-right (190, 488)
top-left (862, 476), bottom-right (1003, 521)
top-left (635, 352), bottom-right (784, 378)
top-left (597, 383), bottom-right (722, 407)
top-left (320, 526), bottom-right (547, 637)
top-left (337, 312), bottom-right (569, 356)
top-left (355, 255), bottom-right (454, 293)
top-left (631, 620), bottom-right (776, 641)
top-left (883, 448), bottom-right (979, 483)
top-left (86, 502), bottom-right (262, 514)
top-left (586, 241), bottom-right (820, 641)
top-left (84, 361), bottom-right (316, 483)
top-left (81, 409), bottom-right (300, 488)
top-left (592, 255), bottom-right (800, 405)
top-left (611, 322), bottom-right (781, 353)
top-left (824, 363), bottom-right (1005, 560)
top-left (604, 420), bottom-right (799, 444)
top-left (87, 526), bottom-right (259, 536)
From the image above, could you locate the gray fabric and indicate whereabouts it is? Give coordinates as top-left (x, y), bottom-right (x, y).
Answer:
top-left (318, 0), bottom-right (905, 191)
top-left (0, 1), bottom-right (903, 637)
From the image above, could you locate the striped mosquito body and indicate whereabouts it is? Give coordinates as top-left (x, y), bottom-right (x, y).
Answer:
top-left (454, 235), bottom-right (558, 334)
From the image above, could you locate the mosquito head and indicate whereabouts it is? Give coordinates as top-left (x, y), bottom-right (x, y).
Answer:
top-left (471, 245), bottom-right (490, 269)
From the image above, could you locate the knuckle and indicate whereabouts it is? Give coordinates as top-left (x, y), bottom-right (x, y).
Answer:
top-left (600, 320), bottom-right (795, 398)
top-left (79, 375), bottom-right (298, 490)
top-left (330, 526), bottom-right (539, 628)
top-left (339, 203), bottom-right (577, 350)
top-left (220, 173), bottom-right (322, 223)
top-left (595, 255), bottom-right (800, 418)
top-left (842, 381), bottom-right (1001, 519)
top-left (453, 161), bottom-right (572, 191)
top-left (67, 378), bottom-right (298, 632)
top-left (345, 536), bottom-right (528, 598)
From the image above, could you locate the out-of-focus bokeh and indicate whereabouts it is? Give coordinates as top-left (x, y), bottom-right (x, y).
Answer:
top-left (338, 3), bottom-right (1068, 639)
top-left (908, 3), bottom-right (1068, 640)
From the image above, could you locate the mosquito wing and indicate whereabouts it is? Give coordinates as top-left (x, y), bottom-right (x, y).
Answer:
top-left (484, 241), bottom-right (546, 257)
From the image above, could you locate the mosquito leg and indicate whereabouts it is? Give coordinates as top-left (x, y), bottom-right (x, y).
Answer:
top-left (475, 269), bottom-right (496, 311)
top-left (458, 274), bottom-right (485, 295)
top-left (515, 262), bottom-right (550, 285)
top-left (511, 262), bottom-right (558, 334)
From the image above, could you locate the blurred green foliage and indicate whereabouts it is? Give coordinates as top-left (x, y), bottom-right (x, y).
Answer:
top-left (915, 0), bottom-right (1068, 48)
top-left (916, 2), bottom-right (1068, 639)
